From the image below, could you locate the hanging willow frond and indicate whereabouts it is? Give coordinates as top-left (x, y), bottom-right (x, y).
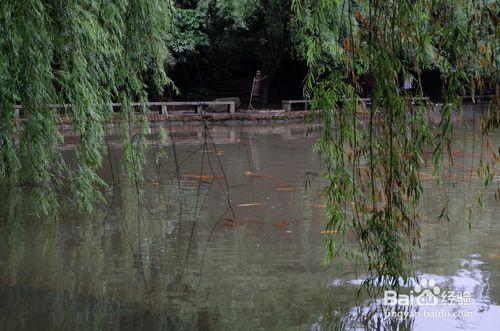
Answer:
top-left (293, 0), bottom-right (498, 289)
top-left (0, 0), bottom-right (175, 214)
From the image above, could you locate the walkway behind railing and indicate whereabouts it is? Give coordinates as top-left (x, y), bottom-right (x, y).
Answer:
top-left (281, 97), bottom-right (433, 111)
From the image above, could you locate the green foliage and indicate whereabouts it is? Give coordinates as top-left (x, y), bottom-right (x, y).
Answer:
top-left (0, 0), bottom-right (174, 214)
top-left (211, 0), bottom-right (261, 28)
top-left (167, 4), bottom-right (209, 58)
top-left (293, 0), bottom-right (498, 289)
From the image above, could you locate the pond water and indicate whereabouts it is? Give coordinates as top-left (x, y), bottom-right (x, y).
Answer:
top-left (0, 113), bottom-right (499, 330)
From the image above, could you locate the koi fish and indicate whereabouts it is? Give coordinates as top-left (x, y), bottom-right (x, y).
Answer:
top-left (276, 187), bottom-right (298, 192)
top-left (320, 230), bottom-right (338, 234)
top-left (222, 218), bottom-right (238, 228)
top-left (201, 150), bottom-right (223, 156)
top-left (184, 174), bottom-right (218, 181)
top-left (244, 171), bottom-right (273, 179)
top-left (274, 220), bottom-right (289, 227)
top-left (363, 205), bottom-right (384, 213)
top-left (237, 203), bottom-right (265, 207)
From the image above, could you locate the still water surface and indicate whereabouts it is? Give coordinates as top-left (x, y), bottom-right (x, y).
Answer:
top-left (0, 117), bottom-right (499, 330)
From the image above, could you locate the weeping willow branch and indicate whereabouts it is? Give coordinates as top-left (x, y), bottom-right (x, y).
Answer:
top-left (0, 0), bottom-right (175, 216)
top-left (293, 0), bottom-right (498, 289)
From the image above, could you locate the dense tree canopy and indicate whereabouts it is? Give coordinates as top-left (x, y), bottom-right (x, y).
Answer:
top-left (170, 0), bottom-right (294, 103)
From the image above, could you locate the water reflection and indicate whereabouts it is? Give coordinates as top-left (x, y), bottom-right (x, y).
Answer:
top-left (0, 117), bottom-right (499, 330)
top-left (323, 254), bottom-right (499, 330)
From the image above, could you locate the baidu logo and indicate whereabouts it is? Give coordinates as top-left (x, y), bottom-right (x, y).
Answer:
top-left (384, 278), bottom-right (444, 307)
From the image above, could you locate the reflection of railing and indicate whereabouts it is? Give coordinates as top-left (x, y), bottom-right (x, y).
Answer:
top-left (57, 123), bottom-right (320, 150)
top-left (164, 124), bottom-right (319, 145)
top-left (13, 100), bottom-right (236, 117)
